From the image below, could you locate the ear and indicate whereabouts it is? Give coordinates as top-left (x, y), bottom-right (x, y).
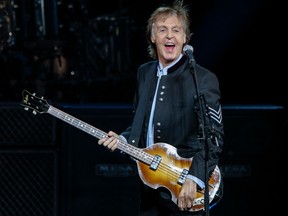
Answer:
top-left (151, 36), bottom-right (155, 43)
top-left (183, 34), bottom-right (187, 43)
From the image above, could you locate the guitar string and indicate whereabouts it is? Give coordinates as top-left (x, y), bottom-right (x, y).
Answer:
top-left (49, 107), bottom-right (185, 180)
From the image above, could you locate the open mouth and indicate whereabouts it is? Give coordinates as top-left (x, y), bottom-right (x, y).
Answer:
top-left (165, 44), bottom-right (175, 51)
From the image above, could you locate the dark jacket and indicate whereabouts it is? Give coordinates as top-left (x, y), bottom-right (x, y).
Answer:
top-left (121, 54), bottom-right (224, 183)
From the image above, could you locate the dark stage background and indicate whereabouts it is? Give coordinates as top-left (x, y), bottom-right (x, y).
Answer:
top-left (0, 0), bottom-right (287, 105)
top-left (0, 0), bottom-right (286, 215)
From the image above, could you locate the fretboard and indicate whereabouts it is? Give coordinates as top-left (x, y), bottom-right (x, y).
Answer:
top-left (48, 105), bottom-right (153, 165)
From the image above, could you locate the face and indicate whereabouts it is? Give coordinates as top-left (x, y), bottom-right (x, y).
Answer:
top-left (151, 15), bottom-right (186, 67)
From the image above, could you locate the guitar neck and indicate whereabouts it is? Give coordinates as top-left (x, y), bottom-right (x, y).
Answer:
top-left (48, 105), bottom-right (152, 165)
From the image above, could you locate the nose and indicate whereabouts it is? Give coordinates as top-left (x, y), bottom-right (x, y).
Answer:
top-left (166, 30), bottom-right (174, 39)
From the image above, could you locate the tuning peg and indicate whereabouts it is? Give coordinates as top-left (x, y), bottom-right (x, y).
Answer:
top-left (32, 110), bottom-right (37, 115)
top-left (24, 107), bottom-right (29, 111)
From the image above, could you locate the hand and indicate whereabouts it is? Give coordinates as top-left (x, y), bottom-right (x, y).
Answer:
top-left (98, 131), bottom-right (119, 151)
top-left (177, 178), bottom-right (197, 211)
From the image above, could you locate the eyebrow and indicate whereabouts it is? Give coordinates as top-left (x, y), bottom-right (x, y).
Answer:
top-left (156, 25), bottom-right (182, 29)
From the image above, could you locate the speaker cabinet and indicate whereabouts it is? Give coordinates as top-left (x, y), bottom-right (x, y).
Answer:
top-left (211, 105), bottom-right (285, 216)
top-left (0, 103), bottom-right (59, 216)
top-left (0, 103), bottom-right (57, 146)
top-left (0, 150), bottom-right (58, 216)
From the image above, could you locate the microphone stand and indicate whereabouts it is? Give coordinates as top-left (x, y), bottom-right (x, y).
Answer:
top-left (188, 57), bottom-right (215, 216)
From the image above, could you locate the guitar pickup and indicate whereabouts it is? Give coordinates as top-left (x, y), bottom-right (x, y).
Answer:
top-left (177, 169), bottom-right (189, 185)
top-left (149, 154), bottom-right (161, 171)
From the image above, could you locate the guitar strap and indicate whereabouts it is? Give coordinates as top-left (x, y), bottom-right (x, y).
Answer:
top-left (127, 64), bottom-right (156, 147)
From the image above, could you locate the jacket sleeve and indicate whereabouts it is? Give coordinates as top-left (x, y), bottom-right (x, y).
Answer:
top-left (189, 65), bottom-right (224, 183)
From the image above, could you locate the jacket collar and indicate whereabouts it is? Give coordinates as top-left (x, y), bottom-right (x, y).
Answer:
top-left (166, 54), bottom-right (188, 74)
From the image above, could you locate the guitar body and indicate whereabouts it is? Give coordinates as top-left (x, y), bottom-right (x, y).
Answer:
top-left (21, 89), bottom-right (222, 212)
top-left (137, 143), bottom-right (192, 200)
top-left (136, 142), bottom-right (221, 212)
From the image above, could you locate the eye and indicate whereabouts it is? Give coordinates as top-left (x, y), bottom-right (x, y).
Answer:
top-left (173, 28), bottom-right (180, 33)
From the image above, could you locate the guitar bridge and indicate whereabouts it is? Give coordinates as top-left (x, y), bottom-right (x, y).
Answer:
top-left (177, 169), bottom-right (188, 185)
top-left (149, 154), bottom-right (161, 171)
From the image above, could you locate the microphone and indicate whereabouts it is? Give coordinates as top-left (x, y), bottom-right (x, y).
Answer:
top-left (183, 44), bottom-right (196, 66)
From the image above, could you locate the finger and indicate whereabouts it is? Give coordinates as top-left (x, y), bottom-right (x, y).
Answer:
top-left (186, 197), bottom-right (193, 209)
top-left (178, 198), bottom-right (185, 211)
top-left (178, 203), bottom-right (184, 211)
top-left (107, 131), bottom-right (117, 138)
top-left (108, 138), bottom-right (119, 150)
top-left (102, 136), bottom-right (114, 147)
top-left (186, 201), bottom-right (192, 210)
top-left (98, 137), bottom-right (107, 145)
top-left (113, 139), bottom-right (120, 151)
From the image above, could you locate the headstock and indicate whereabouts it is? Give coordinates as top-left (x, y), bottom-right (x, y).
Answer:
top-left (21, 90), bottom-right (50, 115)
